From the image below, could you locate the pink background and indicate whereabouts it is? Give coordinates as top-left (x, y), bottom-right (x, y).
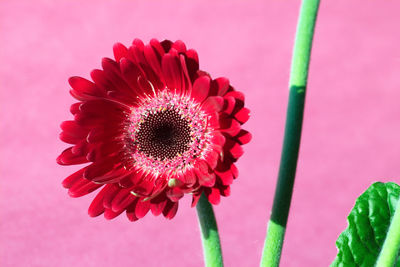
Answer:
top-left (1, 1), bottom-right (400, 266)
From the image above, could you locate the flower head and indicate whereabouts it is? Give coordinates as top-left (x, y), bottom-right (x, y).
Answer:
top-left (57, 39), bottom-right (251, 221)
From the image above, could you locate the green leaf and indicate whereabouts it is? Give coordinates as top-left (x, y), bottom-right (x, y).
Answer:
top-left (331, 182), bottom-right (400, 267)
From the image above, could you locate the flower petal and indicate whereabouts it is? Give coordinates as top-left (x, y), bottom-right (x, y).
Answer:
top-left (57, 147), bottom-right (88, 165)
top-left (191, 193), bottom-right (201, 207)
top-left (235, 130), bottom-right (252, 145)
top-left (234, 107), bottom-right (250, 124)
top-left (202, 96), bottom-right (224, 113)
top-left (184, 49), bottom-right (199, 81)
top-left (194, 160), bottom-right (216, 187)
top-left (219, 115), bottom-right (241, 136)
top-left (166, 187), bottom-right (184, 202)
top-left (120, 58), bottom-right (151, 96)
top-left (135, 200), bottom-right (151, 219)
top-left (113, 42), bottom-right (128, 62)
top-left (162, 50), bottom-right (183, 94)
top-left (62, 167), bottom-right (86, 189)
top-left (104, 208), bottom-right (124, 220)
top-left (69, 76), bottom-right (105, 100)
top-left (172, 40), bottom-right (187, 53)
top-left (102, 185), bottom-right (121, 209)
top-left (214, 77), bottom-right (230, 96)
top-left (150, 194), bottom-right (168, 216)
top-left (111, 189), bottom-right (136, 212)
top-left (191, 76), bottom-right (210, 103)
top-left (162, 201), bottom-right (179, 219)
top-left (204, 150), bottom-right (219, 169)
top-left (68, 178), bottom-right (102, 198)
top-left (205, 188), bottom-right (220, 205)
top-left (88, 185), bottom-right (115, 217)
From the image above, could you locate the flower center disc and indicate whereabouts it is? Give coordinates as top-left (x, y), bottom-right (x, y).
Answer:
top-left (127, 90), bottom-right (212, 175)
top-left (136, 109), bottom-right (191, 160)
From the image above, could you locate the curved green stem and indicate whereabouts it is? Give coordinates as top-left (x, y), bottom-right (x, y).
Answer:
top-left (260, 0), bottom-right (320, 266)
top-left (376, 199), bottom-right (400, 267)
top-left (196, 193), bottom-right (223, 267)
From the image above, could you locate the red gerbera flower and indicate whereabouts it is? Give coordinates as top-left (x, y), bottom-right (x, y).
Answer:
top-left (57, 39), bottom-right (251, 221)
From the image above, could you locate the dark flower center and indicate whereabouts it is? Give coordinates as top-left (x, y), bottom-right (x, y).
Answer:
top-left (136, 109), bottom-right (191, 160)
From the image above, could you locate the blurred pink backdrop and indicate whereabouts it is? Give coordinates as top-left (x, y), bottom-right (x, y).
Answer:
top-left (1, 1), bottom-right (400, 266)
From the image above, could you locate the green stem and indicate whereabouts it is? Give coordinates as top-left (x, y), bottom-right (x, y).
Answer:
top-left (196, 193), bottom-right (223, 267)
top-left (376, 199), bottom-right (400, 267)
top-left (260, 1), bottom-right (320, 266)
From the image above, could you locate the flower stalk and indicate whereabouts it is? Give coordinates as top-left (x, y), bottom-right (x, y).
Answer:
top-left (261, 0), bottom-right (320, 266)
top-left (196, 193), bottom-right (223, 267)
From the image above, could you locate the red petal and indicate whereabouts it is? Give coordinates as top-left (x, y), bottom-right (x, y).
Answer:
top-left (216, 169), bottom-right (234, 186)
top-left (118, 171), bottom-right (143, 188)
top-left (194, 160), bottom-right (216, 187)
top-left (223, 96), bottom-right (236, 115)
top-left (126, 201), bottom-right (139, 222)
top-left (231, 164), bottom-right (239, 179)
top-left (162, 50), bottom-right (183, 94)
top-left (111, 189), bottom-right (136, 212)
top-left (59, 132), bottom-right (81, 144)
top-left (68, 178), bottom-right (102, 198)
top-left (191, 193), bottom-right (201, 207)
top-left (191, 76), bottom-right (210, 103)
top-left (185, 49), bottom-right (199, 80)
top-left (57, 147), bottom-right (88, 165)
top-left (104, 208), bottom-right (124, 220)
top-left (219, 185), bottom-right (231, 197)
top-left (62, 167), bottom-right (86, 188)
top-left (214, 77), bottom-right (230, 96)
top-left (211, 132), bottom-right (225, 146)
top-left (86, 127), bottom-right (124, 144)
top-left (225, 90), bottom-right (245, 102)
top-left (172, 40), bottom-right (187, 53)
top-left (202, 96), bottom-right (224, 113)
top-left (131, 177), bottom-right (156, 197)
top-left (90, 68), bottom-right (137, 104)
top-left (229, 142), bottom-right (244, 159)
top-left (69, 76), bottom-right (105, 100)
top-left (130, 39), bottom-right (146, 65)
top-left (160, 40), bottom-right (173, 53)
top-left (204, 150), bottom-right (219, 169)
top-left (103, 185), bottom-right (121, 209)
top-left (86, 142), bottom-right (121, 162)
top-left (144, 43), bottom-right (163, 77)
top-left (70, 106), bottom-right (81, 119)
top-left (177, 169), bottom-right (196, 186)
top-left (120, 58), bottom-right (150, 96)
top-left (235, 130), bottom-right (252, 145)
top-left (113, 42), bottom-right (128, 62)
top-left (234, 107), bottom-right (250, 124)
top-left (219, 116), bottom-right (241, 136)
top-left (205, 188), bottom-right (220, 205)
top-left (135, 200), bottom-right (151, 219)
top-left (162, 201), bottom-right (179, 219)
top-left (79, 98), bottom-right (128, 117)
top-left (150, 194), bottom-right (168, 216)
top-left (208, 112), bottom-right (220, 129)
top-left (60, 121), bottom-right (88, 136)
top-left (150, 39), bottom-right (165, 55)
top-left (180, 55), bottom-right (192, 90)
top-left (85, 162), bottom-right (127, 184)
top-left (101, 58), bottom-right (138, 100)
top-left (88, 185), bottom-right (114, 217)
top-left (166, 187), bottom-right (184, 202)
top-left (84, 160), bottom-right (115, 179)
